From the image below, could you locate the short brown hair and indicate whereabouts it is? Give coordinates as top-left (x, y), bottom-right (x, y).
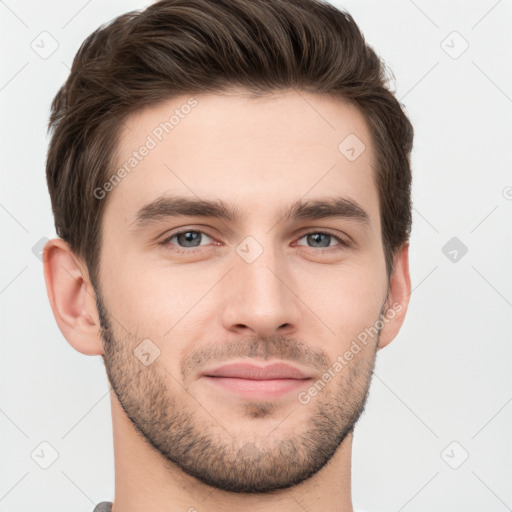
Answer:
top-left (46, 0), bottom-right (413, 289)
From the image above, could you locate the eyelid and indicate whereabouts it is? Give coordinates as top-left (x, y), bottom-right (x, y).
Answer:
top-left (294, 228), bottom-right (351, 248)
top-left (159, 227), bottom-right (217, 246)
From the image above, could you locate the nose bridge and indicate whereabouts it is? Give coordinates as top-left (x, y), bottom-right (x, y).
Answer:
top-left (221, 234), bottom-right (300, 335)
top-left (239, 239), bottom-right (285, 300)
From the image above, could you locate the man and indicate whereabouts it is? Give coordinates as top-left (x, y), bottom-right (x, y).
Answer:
top-left (42, 0), bottom-right (413, 510)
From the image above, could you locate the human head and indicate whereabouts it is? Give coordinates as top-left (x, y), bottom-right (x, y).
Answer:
top-left (43, 0), bottom-right (413, 500)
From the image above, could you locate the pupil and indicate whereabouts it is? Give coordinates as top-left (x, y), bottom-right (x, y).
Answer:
top-left (309, 233), bottom-right (330, 248)
top-left (179, 231), bottom-right (200, 247)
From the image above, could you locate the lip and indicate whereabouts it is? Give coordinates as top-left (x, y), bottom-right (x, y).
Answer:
top-left (202, 362), bottom-right (310, 380)
top-left (200, 362), bottom-right (312, 400)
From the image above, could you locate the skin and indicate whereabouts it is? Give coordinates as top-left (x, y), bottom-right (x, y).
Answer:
top-left (43, 89), bottom-right (411, 512)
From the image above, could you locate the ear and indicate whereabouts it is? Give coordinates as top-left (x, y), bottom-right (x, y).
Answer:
top-left (42, 238), bottom-right (104, 356)
top-left (378, 242), bottom-right (411, 350)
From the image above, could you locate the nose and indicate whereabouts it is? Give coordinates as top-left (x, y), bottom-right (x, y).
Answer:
top-left (220, 241), bottom-right (301, 339)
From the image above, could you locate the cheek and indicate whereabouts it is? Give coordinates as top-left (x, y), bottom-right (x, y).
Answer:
top-left (292, 257), bottom-right (387, 342)
top-left (101, 253), bottom-right (214, 342)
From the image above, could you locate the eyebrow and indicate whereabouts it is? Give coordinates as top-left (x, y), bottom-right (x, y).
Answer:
top-left (129, 194), bottom-right (370, 230)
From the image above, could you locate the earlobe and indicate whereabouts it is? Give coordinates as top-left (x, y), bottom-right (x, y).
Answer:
top-left (378, 243), bottom-right (412, 350)
top-left (43, 238), bottom-right (104, 356)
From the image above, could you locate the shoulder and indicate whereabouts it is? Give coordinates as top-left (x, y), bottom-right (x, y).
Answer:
top-left (92, 502), bottom-right (112, 512)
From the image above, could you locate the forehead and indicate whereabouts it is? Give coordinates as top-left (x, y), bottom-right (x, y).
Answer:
top-left (105, 90), bottom-right (379, 227)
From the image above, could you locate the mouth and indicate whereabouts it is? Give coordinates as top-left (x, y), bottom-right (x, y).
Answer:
top-left (200, 362), bottom-right (313, 400)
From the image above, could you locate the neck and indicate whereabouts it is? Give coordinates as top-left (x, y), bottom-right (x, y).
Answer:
top-left (110, 397), bottom-right (354, 512)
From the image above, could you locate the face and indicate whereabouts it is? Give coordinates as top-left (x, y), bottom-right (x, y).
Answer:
top-left (95, 89), bottom-right (391, 493)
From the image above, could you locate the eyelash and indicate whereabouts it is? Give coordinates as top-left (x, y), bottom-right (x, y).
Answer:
top-left (158, 228), bottom-right (351, 254)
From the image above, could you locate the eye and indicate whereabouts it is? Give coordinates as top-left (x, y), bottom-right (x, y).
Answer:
top-left (160, 229), bottom-right (215, 252)
top-left (295, 231), bottom-right (350, 250)
top-left (158, 228), bottom-right (351, 255)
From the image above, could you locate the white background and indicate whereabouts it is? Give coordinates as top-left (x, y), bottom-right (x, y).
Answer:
top-left (1, 1), bottom-right (511, 511)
